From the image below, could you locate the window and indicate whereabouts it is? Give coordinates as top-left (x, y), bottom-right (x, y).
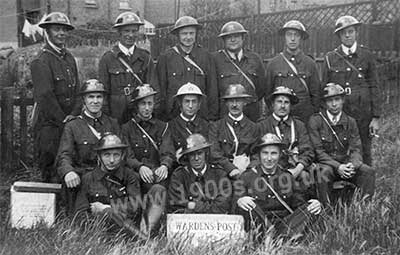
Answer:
top-left (119, 0), bottom-right (132, 10)
top-left (85, 0), bottom-right (98, 8)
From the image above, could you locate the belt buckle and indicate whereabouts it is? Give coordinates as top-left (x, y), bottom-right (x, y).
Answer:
top-left (345, 87), bottom-right (352, 95)
top-left (124, 87), bottom-right (131, 96)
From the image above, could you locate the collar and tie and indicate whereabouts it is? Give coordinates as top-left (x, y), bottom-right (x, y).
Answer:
top-left (341, 42), bottom-right (357, 56)
top-left (228, 113), bottom-right (244, 127)
top-left (326, 110), bottom-right (342, 125)
top-left (83, 111), bottom-right (103, 131)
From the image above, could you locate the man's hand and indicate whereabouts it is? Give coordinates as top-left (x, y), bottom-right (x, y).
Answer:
top-left (64, 171), bottom-right (80, 188)
top-left (369, 118), bottom-right (379, 137)
top-left (229, 169), bottom-right (241, 179)
top-left (337, 163), bottom-right (354, 179)
top-left (139, 165), bottom-right (154, 183)
top-left (63, 115), bottom-right (76, 123)
top-left (154, 165), bottom-right (168, 182)
top-left (90, 202), bottom-right (111, 214)
top-left (288, 163), bottom-right (304, 178)
top-left (237, 196), bottom-right (256, 211)
top-left (307, 199), bottom-right (322, 215)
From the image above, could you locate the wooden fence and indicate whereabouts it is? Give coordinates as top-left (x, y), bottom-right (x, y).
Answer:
top-left (1, 56), bottom-right (400, 171)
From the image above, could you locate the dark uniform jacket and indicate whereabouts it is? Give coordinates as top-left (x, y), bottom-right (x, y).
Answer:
top-left (98, 45), bottom-right (156, 124)
top-left (308, 111), bottom-right (363, 170)
top-left (322, 45), bottom-right (381, 120)
top-left (265, 50), bottom-right (321, 122)
top-left (168, 164), bottom-right (232, 213)
top-left (167, 114), bottom-right (209, 151)
top-left (209, 115), bottom-right (258, 173)
top-left (257, 115), bottom-right (314, 169)
top-left (234, 165), bottom-right (306, 218)
top-left (121, 115), bottom-right (174, 171)
top-left (156, 44), bottom-right (218, 120)
top-left (74, 164), bottom-right (141, 215)
top-left (31, 44), bottom-right (80, 127)
top-left (56, 112), bottom-right (120, 179)
top-left (213, 49), bottom-right (265, 121)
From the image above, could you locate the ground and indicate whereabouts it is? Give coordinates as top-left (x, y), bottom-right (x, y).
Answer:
top-left (0, 108), bottom-right (400, 254)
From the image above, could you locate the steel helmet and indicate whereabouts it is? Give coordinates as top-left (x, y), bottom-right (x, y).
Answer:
top-left (174, 82), bottom-right (205, 98)
top-left (269, 86), bottom-right (299, 105)
top-left (279, 20), bottom-right (309, 39)
top-left (218, 21), bottom-right (248, 38)
top-left (323, 83), bottom-right (346, 99)
top-left (94, 133), bottom-right (128, 151)
top-left (79, 79), bottom-right (106, 95)
top-left (170, 16), bottom-right (202, 34)
top-left (221, 84), bottom-right (252, 100)
top-left (253, 133), bottom-right (285, 153)
top-left (113, 12), bottom-right (144, 29)
top-left (38, 12), bottom-right (74, 30)
top-left (335, 15), bottom-right (361, 34)
top-left (181, 133), bottom-right (212, 156)
top-left (131, 84), bottom-right (158, 102)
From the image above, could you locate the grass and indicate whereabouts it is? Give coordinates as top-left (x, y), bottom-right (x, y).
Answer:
top-left (1, 108), bottom-right (400, 254)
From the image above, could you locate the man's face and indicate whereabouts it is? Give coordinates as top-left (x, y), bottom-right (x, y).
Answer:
top-left (339, 26), bottom-right (357, 48)
top-left (178, 26), bottom-right (197, 48)
top-left (325, 95), bottom-right (344, 115)
top-left (83, 92), bottom-right (104, 114)
top-left (272, 95), bottom-right (291, 118)
top-left (284, 29), bottom-right (302, 51)
top-left (180, 94), bottom-right (201, 119)
top-left (188, 149), bottom-right (207, 172)
top-left (259, 145), bottom-right (281, 172)
top-left (223, 34), bottom-right (244, 53)
top-left (226, 98), bottom-right (246, 117)
top-left (100, 149), bottom-right (123, 171)
top-left (119, 24), bottom-right (140, 48)
top-left (47, 25), bottom-right (69, 47)
top-left (137, 96), bottom-right (154, 119)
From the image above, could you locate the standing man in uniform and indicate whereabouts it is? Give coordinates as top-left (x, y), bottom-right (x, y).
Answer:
top-left (31, 12), bottom-right (80, 182)
top-left (213, 21), bottom-right (265, 122)
top-left (257, 86), bottom-right (315, 190)
top-left (322, 16), bottom-right (380, 166)
top-left (121, 84), bottom-right (174, 235)
top-left (99, 12), bottom-right (156, 124)
top-left (156, 16), bottom-right (218, 121)
top-left (56, 79), bottom-right (120, 215)
top-left (168, 133), bottom-right (232, 214)
top-left (265, 20), bottom-right (320, 123)
top-left (167, 82), bottom-right (209, 159)
top-left (308, 83), bottom-right (375, 203)
top-left (209, 84), bottom-right (258, 179)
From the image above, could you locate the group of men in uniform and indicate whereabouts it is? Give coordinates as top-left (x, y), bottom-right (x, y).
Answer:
top-left (30, 10), bottom-right (379, 238)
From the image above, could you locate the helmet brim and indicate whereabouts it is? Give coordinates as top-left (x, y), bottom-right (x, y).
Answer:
top-left (334, 22), bottom-right (361, 34)
top-left (39, 22), bottom-right (75, 30)
top-left (79, 90), bottom-right (107, 95)
top-left (94, 144), bottom-right (128, 151)
top-left (170, 24), bottom-right (202, 34)
top-left (180, 143), bottom-right (212, 157)
top-left (131, 91), bottom-right (158, 102)
top-left (222, 94), bottom-right (253, 100)
top-left (113, 22), bottom-right (145, 29)
top-left (268, 93), bottom-right (299, 105)
top-left (278, 27), bottom-right (309, 39)
top-left (218, 30), bottom-right (248, 38)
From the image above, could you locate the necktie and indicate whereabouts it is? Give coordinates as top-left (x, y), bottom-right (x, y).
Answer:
top-left (235, 53), bottom-right (240, 62)
top-left (332, 115), bottom-right (338, 125)
top-left (187, 121), bottom-right (195, 132)
top-left (93, 118), bottom-right (101, 131)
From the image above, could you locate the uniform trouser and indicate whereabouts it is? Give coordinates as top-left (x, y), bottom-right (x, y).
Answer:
top-left (357, 118), bottom-right (373, 166)
top-left (238, 203), bottom-right (315, 239)
top-left (316, 163), bottom-right (376, 204)
top-left (142, 182), bottom-right (167, 235)
top-left (36, 125), bottom-right (62, 183)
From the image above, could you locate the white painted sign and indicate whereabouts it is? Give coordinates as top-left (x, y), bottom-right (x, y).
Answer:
top-left (167, 214), bottom-right (246, 246)
top-left (10, 182), bottom-right (59, 229)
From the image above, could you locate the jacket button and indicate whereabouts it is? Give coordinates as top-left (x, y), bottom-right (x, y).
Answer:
top-left (346, 68), bottom-right (351, 71)
top-left (109, 195), bottom-right (113, 199)
top-left (335, 70), bottom-right (339, 73)
top-left (142, 135), bottom-right (146, 138)
top-left (144, 150), bottom-right (148, 153)
top-left (187, 67), bottom-right (191, 71)
top-left (267, 195), bottom-right (271, 198)
top-left (95, 193), bottom-right (99, 197)
top-left (345, 82), bottom-right (350, 86)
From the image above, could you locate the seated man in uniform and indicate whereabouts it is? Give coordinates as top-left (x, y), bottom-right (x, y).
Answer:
top-left (209, 84), bottom-right (258, 179)
top-left (235, 133), bottom-right (322, 238)
top-left (168, 133), bottom-right (232, 214)
top-left (74, 133), bottom-right (144, 238)
top-left (308, 83), bottom-right (375, 204)
top-left (121, 84), bottom-right (174, 235)
top-left (167, 82), bottom-right (209, 162)
top-left (57, 79), bottom-right (120, 215)
top-left (257, 86), bottom-right (315, 195)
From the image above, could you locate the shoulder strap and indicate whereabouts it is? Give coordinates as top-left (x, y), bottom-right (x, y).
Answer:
top-left (226, 122), bottom-right (239, 156)
top-left (260, 177), bottom-right (294, 214)
top-left (131, 118), bottom-right (159, 151)
top-left (275, 119), bottom-right (296, 151)
top-left (279, 52), bottom-right (309, 93)
top-left (78, 115), bottom-right (102, 140)
top-left (117, 56), bottom-right (143, 84)
top-left (318, 112), bottom-right (345, 149)
top-left (172, 46), bottom-right (205, 75)
top-left (222, 50), bottom-right (256, 91)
